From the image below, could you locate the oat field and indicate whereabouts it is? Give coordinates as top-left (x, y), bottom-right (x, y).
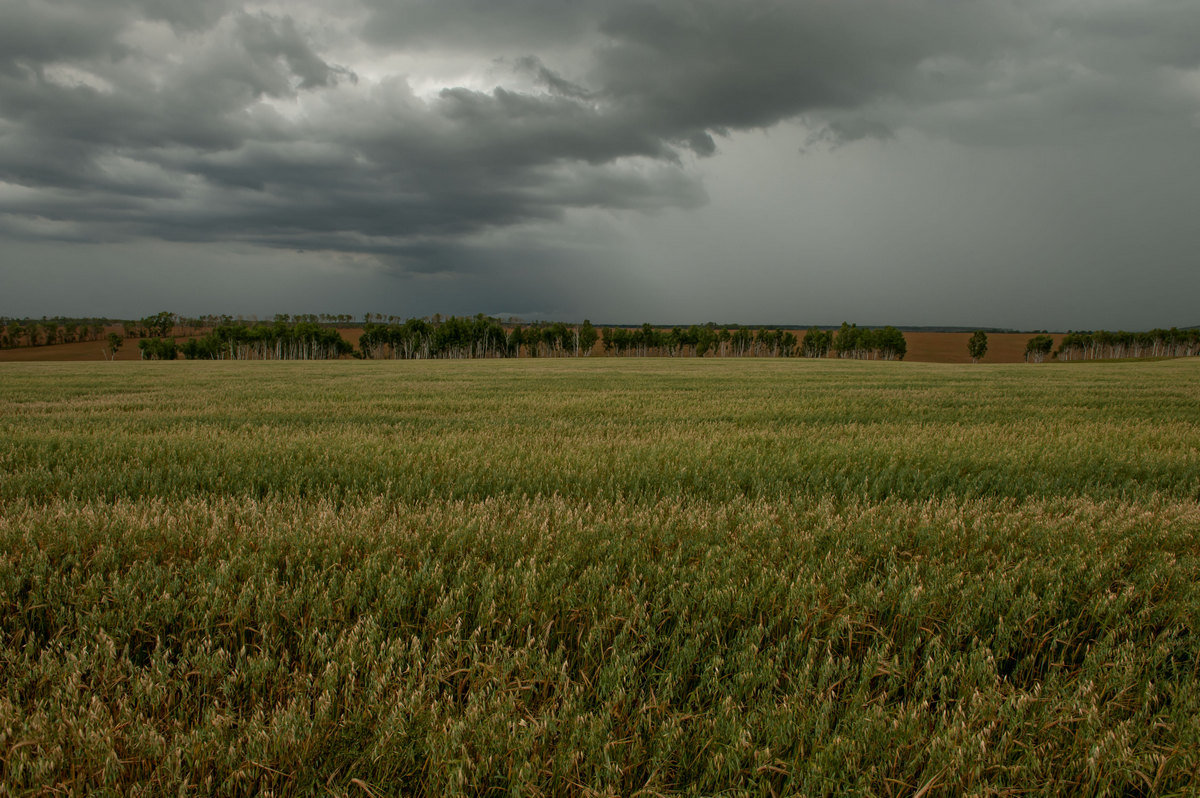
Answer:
top-left (2, 359), bottom-right (1199, 796)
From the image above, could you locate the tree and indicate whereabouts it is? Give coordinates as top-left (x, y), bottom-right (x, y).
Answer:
top-left (139, 312), bottom-right (175, 339)
top-left (801, 327), bottom-right (832, 358)
top-left (729, 327), bottom-right (753, 357)
top-left (638, 323), bottom-right (661, 356)
top-left (779, 331), bottom-right (797, 357)
top-left (106, 332), bottom-right (123, 361)
top-left (524, 326), bottom-right (543, 357)
top-left (577, 320), bottom-right (599, 356)
top-left (833, 322), bottom-right (860, 358)
top-left (138, 337), bottom-right (178, 360)
top-left (1024, 335), bottom-right (1054, 363)
top-left (967, 330), bottom-right (988, 364)
top-left (508, 326), bottom-right (526, 357)
top-left (858, 327), bottom-right (881, 358)
top-left (876, 326), bottom-right (907, 360)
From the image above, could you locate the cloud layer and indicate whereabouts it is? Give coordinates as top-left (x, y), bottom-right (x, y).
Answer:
top-left (2, 1), bottom-right (1199, 323)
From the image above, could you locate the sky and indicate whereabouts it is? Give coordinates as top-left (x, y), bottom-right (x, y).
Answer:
top-left (2, 0), bottom-right (1199, 329)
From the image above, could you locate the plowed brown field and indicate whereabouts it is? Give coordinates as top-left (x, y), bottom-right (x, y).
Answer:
top-left (901, 332), bottom-right (1064, 364)
top-left (0, 326), bottom-right (208, 362)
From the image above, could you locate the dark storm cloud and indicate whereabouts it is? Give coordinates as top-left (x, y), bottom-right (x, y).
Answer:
top-left (2, 0), bottom-right (1200, 284)
top-left (0, 1), bottom-right (717, 264)
top-left (0, 0), bottom-right (234, 75)
top-left (0, 9), bottom-right (349, 188)
top-left (0, 6), bottom-right (113, 74)
top-left (358, 0), bottom-right (598, 51)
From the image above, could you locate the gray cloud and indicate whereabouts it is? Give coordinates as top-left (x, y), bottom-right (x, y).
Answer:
top-left (0, 2), bottom-right (126, 74)
top-left (0, 1), bottom-right (719, 264)
top-left (1, 0), bottom-right (1199, 324)
top-left (358, 0), bottom-right (598, 51)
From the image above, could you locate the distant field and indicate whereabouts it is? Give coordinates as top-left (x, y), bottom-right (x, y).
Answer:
top-left (0, 329), bottom-right (1061, 363)
top-left (901, 331), bottom-right (1065, 364)
top-left (0, 326), bottom-right (206, 362)
top-left (2, 359), bottom-right (1198, 795)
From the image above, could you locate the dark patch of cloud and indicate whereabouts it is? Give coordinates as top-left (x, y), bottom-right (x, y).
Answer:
top-left (0, 1), bottom-right (127, 75)
top-left (3, 0), bottom-right (1200, 286)
top-left (234, 13), bottom-right (352, 91)
top-left (0, 0), bottom-right (235, 78)
top-left (0, 1), bottom-right (708, 265)
top-left (358, 0), bottom-right (599, 51)
top-left (132, 0), bottom-right (235, 32)
top-left (511, 56), bottom-right (594, 100)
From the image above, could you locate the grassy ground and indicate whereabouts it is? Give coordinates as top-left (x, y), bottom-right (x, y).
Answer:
top-left (2, 359), bottom-right (1198, 795)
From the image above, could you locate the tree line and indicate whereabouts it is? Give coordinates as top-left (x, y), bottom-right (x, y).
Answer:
top-left (357, 318), bottom-right (906, 360)
top-left (1015, 329), bottom-right (1200, 364)
top-left (0, 312), bottom-right (366, 351)
top-left (0, 317), bottom-right (109, 348)
top-left (602, 324), bottom-right (792, 357)
top-left (598, 322), bottom-right (906, 360)
top-left (139, 318), bottom-right (353, 360)
top-left (1055, 329), bottom-right (1200, 361)
top-left (137, 315), bottom-right (908, 361)
top-left (359, 318), bottom-right (909, 360)
top-left (6, 311), bottom-right (916, 361)
top-left (19, 309), bottom-right (1200, 364)
top-left (358, 317), bottom-right (601, 359)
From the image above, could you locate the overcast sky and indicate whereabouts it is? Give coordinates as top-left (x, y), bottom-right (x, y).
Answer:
top-left (2, 0), bottom-right (1199, 328)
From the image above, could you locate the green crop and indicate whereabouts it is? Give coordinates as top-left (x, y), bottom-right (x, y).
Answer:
top-left (1, 358), bottom-right (1198, 795)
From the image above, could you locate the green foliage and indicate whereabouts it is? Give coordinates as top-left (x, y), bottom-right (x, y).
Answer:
top-left (182, 320), bottom-right (351, 360)
top-left (1025, 334), bottom-right (1055, 363)
top-left (136, 337), bottom-right (178, 360)
top-left (875, 325), bottom-right (907, 360)
top-left (140, 311), bottom-right (176, 338)
top-left (2, 359), bottom-right (1199, 794)
top-left (833, 323), bottom-right (906, 360)
top-left (801, 326), bottom-right (832, 358)
top-left (578, 319), bottom-right (599, 355)
top-left (1057, 328), bottom-right (1200, 361)
top-left (834, 321), bottom-right (860, 357)
top-left (0, 317), bottom-right (111, 349)
top-left (361, 315), bottom-right (516, 359)
top-left (968, 330), bottom-right (989, 362)
top-left (3, 322), bottom-right (24, 350)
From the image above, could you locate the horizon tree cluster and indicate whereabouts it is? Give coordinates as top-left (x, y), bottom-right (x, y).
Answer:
top-left (601, 324), bottom-right (791, 357)
top-left (831, 323), bottom-right (908, 360)
top-left (0, 317), bottom-right (107, 348)
top-left (360, 316), bottom-right (512, 359)
top-left (161, 318), bottom-right (353, 360)
top-left (1024, 335), bottom-right (1055, 363)
top-left (600, 323), bottom-right (903, 359)
top-left (10, 311), bottom-right (1200, 366)
top-left (358, 316), bottom-right (601, 359)
top-left (968, 330), bottom-right (989, 363)
top-left (1055, 329), bottom-right (1200, 361)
